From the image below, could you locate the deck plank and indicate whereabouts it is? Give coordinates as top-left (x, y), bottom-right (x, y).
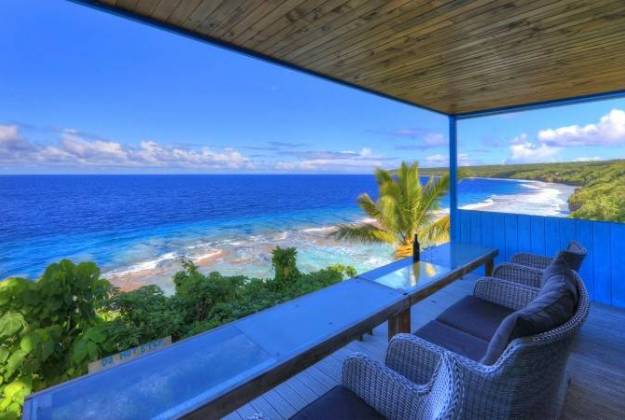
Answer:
top-left (290, 370), bottom-right (328, 398)
top-left (227, 274), bottom-right (625, 419)
top-left (261, 389), bottom-right (297, 419)
top-left (235, 402), bottom-right (258, 420)
top-left (222, 410), bottom-right (243, 420)
top-left (281, 376), bottom-right (318, 405)
top-left (247, 395), bottom-right (283, 420)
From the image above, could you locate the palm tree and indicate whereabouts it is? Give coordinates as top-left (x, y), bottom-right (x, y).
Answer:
top-left (332, 162), bottom-right (450, 258)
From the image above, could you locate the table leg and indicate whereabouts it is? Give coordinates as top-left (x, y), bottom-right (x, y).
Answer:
top-left (485, 258), bottom-right (494, 276)
top-left (388, 309), bottom-right (411, 341)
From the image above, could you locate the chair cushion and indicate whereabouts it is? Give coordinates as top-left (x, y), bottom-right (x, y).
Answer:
top-left (480, 312), bottom-right (520, 365)
top-left (290, 385), bottom-right (384, 420)
top-left (560, 241), bottom-right (587, 271)
top-left (541, 254), bottom-right (579, 300)
top-left (437, 295), bottom-right (514, 341)
top-left (567, 240), bottom-right (586, 255)
top-left (519, 263), bottom-right (578, 336)
top-left (415, 320), bottom-right (489, 361)
top-left (482, 260), bottom-right (579, 365)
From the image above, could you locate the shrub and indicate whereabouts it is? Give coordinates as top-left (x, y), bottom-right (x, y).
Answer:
top-left (0, 261), bottom-right (112, 418)
top-left (271, 247), bottom-right (300, 286)
top-left (0, 250), bottom-right (356, 417)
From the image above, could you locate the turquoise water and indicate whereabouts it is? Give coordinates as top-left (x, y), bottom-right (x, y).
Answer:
top-left (0, 175), bottom-right (572, 292)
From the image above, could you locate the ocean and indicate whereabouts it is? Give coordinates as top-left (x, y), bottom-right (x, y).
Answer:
top-left (0, 175), bottom-right (574, 293)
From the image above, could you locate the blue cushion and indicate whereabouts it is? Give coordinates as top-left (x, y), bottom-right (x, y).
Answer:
top-left (561, 240), bottom-right (587, 271)
top-left (567, 240), bottom-right (586, 254)
top-left (290, 385), bottom-right (384, 420)
top-left (481, 312), bottom-right (520, 365)
top-left (482, 259), bottom-right (579, 365)
top-left (437, 295), bottom-right (514, 341)
top-left (541, 253), bottom-right (579, 299)
top-left (415, 320), bottom-right (489, 361)
top-left (517, 265), bottom-right (578, 336)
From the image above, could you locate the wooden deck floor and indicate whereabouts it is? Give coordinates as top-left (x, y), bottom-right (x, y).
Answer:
top-left (223, 275), bottom-right (625, 420)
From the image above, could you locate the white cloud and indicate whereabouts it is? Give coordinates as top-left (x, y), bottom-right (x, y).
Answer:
top-left (422, 133), bottom-right (446, 147)
top-left (59, 130), bottom-right (129, 162)
top-left (574, 156), bottom-right (602, 162)
top-left (503, 109), bottom-right (625, 163)
top-left (0, 124), bottom-right (37, 162)
top-left (0, 126), bottom-right (252, 170)
top-left (131, 140), bottom-right (250, 169)
top-left (538, 108), bottom-right (625, 146)
top-left (509, 133), bottom-right (529, 144)
top-left (507, 142), bottom-right (560, 163)
top-left (425, 154), bottom-right (446, 166)
top-left (425, 153), bottom-right (470, 167)
top-left (392, 130), bottom-right (447, 150)
top-left (359, 147), bottom-right (373, 157)
top-left (0, 124), bottom-right (31, 151)
top-left (0, 125), bottom-right (20, 145)
top-left (275, 148), bottom-right (388, 172)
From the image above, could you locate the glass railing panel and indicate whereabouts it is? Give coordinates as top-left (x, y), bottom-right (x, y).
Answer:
top-left (236, 278), bottom-right (404, 356)
top-left (24, 326), bottom-right (275, 420)
top-left (24, 241), bottom-right (496, 419)
top-left (24, 279), bottom-right (404, 419)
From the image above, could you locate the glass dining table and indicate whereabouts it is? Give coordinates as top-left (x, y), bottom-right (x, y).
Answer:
top-left (23, 242), bottom-right (497, 420)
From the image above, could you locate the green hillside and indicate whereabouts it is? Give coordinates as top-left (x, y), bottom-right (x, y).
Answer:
top-left (423, 160), bottom-right (625, 222)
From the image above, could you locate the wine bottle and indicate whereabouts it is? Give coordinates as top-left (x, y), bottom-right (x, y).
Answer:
top-left (413, 234), bottom-right (420, 262)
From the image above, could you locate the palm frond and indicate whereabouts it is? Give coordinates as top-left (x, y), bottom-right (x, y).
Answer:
top-left (357, 194), bottom-right (381, 219)
top-left (415, 174), bottom-right (450, 224)
top-left (330, 223), bottom-right (395, 245)
top-left (374, 167), bottom-right (393, 188)
top-left (420, 214), bottom-right (451, 245)
top-left (397, 162), bottom-right (421, 234)
top-left (377, 195), bottom-right (399, 236)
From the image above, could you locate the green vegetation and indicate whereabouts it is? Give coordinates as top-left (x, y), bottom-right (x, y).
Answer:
top-left (424, 159), bottom-right (625, 223)
top-left (333, 162), bottom-right (450, 258)
top-left (0, 248), bottom-right (355, 418)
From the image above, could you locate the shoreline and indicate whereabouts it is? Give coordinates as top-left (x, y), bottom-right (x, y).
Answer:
top-left (459, 179), bottom-right (574, 216)
top-left (103, 178), bottom-right (574, 293)
top-left (104, 222), bottom-right (389, 294)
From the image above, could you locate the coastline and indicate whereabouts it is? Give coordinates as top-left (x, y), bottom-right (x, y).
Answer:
top-left (459, 179), bottom-right (574, 216)
top-left (103, 220), bottom-right (389, 294)
top-left (1, 176), bottom-right (576, 293)
top-left (103, 178), bottom-right (575, 293)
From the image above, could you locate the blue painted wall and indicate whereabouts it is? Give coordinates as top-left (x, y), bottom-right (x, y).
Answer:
top-left (458, 209), bottom-right (625, 308)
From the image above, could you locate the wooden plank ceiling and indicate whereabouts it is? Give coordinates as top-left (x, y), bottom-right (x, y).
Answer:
top-left (91, 0), bottom-right (625, 115)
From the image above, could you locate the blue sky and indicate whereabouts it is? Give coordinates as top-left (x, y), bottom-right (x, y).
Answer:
top-left (1, 0), bottom-right (624, 174)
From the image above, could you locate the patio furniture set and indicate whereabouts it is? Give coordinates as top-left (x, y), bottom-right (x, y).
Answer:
top-left (291, 242), bottom-right (588, 420)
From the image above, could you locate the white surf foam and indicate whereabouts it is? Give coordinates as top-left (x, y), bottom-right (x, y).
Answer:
top-left (105, 251), bottom-right (178, 277)
top-left (460, 198), bottom-right (496, 210)
top-left (301, 226), bottom-right (337, 234)
top-left (192, 249), bottom-right (223, 263)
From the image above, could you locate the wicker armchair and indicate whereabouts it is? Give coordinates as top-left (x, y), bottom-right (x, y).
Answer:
top-left (342, 352), bottom-right (464, 419)
top-left (385, 273), bottom-right (589, 420)
top-left (292, 344), bottom-right (465, 419)
top-left (511, 240), bottom-right (587, 271)
top-left (492, 263), bottom-right (543, 288)
top-left (510, 252), bottom-right (553, 270)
